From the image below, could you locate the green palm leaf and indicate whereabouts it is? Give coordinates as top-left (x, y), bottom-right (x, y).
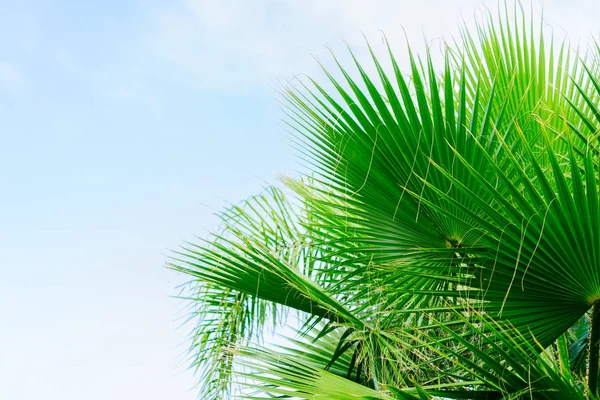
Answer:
top-left (172, 3), bottom-right (600, 398)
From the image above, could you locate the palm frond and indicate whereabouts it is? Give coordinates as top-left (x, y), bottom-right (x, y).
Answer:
top-left (172, 2), bottom-right (600, 398)
top-left (170, 187), bottom-right (363, 397)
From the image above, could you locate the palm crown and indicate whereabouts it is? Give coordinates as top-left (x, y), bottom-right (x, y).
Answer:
top-left (170, 3), bottom-right (600, 399)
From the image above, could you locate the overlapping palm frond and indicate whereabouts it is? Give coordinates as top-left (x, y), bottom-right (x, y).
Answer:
top-left (171, 2), bottom-right (600, 399)
top-left (170, 186), bottom-right (366, 397)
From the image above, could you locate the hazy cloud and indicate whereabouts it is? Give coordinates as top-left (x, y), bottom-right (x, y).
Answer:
top-left (143, 0), bottom-right (495, 92)
top-left (0, 63), bottom-right (25, 90)
top-left (112, 84), bottom-right (163, 111)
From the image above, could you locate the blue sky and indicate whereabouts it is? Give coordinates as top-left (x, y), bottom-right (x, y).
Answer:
top-left (1, 0), bottom-right (598, 399)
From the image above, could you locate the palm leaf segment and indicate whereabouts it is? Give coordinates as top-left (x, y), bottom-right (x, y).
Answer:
top-left (171, 4), bottom-right (600, 399)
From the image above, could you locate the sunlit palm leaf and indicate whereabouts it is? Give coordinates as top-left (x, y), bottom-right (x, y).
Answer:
top-left (172, 3), bottom-right (600, 398)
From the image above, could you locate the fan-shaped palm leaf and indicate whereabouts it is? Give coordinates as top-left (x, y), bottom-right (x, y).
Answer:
top-left (171, 3), bottom-right (600, 398)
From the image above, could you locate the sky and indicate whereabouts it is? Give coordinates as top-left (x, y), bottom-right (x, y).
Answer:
top-left (1, 0), bottom-right (598, 399)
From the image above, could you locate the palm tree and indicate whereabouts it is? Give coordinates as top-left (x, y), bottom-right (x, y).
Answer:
top-left (170, 3), bottom-right (600, 399)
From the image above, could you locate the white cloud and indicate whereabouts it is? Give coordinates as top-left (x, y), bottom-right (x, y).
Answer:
top-left (141, 0), bottom-right (600, 93)
top-left (112, 84), bottom-right (162, 111)
top-left (0, 63), bottom-right (25, 90)
top-left (143, 0), bottom-right (498, 92)
top-left (48, 46), bottom-right (164, 112)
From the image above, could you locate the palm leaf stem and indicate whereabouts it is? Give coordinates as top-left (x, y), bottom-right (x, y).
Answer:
top-left (589, 301), bottom-right (600, 395)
